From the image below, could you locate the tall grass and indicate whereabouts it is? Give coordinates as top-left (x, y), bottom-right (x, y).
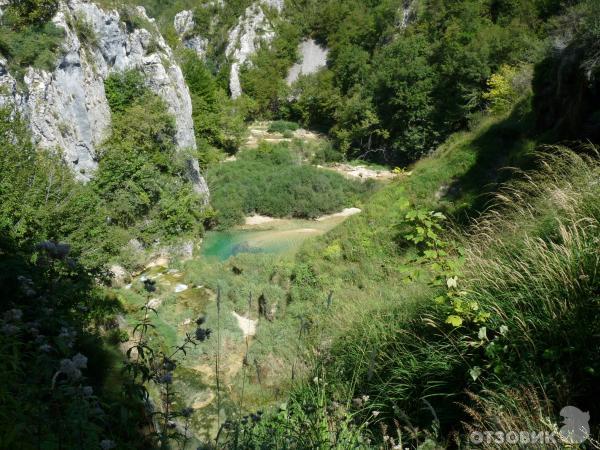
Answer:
top-left (318, 147), bottom-right (600, 446)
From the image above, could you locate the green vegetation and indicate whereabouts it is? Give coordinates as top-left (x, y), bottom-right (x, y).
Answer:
top-left (2, 0), bottom-right (600, 448)
top-left (207, 142), bottom-right (372, 228)
top-left (267, 120), bottom-right (299, 134)
top-left (180, 50), bottom-right (247, 160)
top-left (214, 101), bottom-right (599, 448)
top-left (0, 6), bottom-right (64, 80)
top-left (5, 0), bottom-right (59, 26)
top-left (235, 0), bottom-right (574, 165)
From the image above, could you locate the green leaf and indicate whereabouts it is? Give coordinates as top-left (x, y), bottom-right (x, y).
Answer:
top-left (446, 315), bottom-right (463, 327)
top-left (469, 366), bottom-right (482, 381)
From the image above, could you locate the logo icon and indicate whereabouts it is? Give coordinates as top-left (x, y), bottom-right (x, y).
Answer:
top-left (559, 406), bottom-right (590, 444)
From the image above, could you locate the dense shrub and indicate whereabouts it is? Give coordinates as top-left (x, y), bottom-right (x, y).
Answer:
top-left (0, 10), bottom-right (64, 80)
top-left (267, 120), bottom-right (299, 133)
top-left (207, 143), bottom-right (369, 228)
top-left (6, 0), bottom-right (59, 26)
top-left (234, 0), bottom-right (573, 164)
top-left (533, 0), bottom-right (600, 142)
top-left (181, 50), bottom-right (246, 155)
top-left (104, 70), bottom-right (148, 115)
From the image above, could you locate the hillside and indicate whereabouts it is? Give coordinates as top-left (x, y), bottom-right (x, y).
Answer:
top-left (1, 0), bottom-right (599, 449)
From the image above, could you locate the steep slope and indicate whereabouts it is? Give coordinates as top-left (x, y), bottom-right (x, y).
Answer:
top-left (0, 0), bottom-right (208, 196)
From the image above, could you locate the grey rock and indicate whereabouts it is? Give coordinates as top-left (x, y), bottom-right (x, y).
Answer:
top-left (174, 10), bottom-right (195, 36)
top-left (226, 1), bottom-right (279, 98)
top-left (174, 10), bottom-right (208, 59)
top-left (286, 39), bottom-right (329, 85)
top-left (0, 0), bottom-right (208, 199)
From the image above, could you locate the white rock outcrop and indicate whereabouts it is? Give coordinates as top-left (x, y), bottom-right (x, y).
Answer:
top-left (0, 0), bottom-right (208, 198)
top-left (174, 10), bottom-right (207, 59)
top-left (226, 1), bottom-right (281, 98)
top-left (286, 39), bottom-right (329, 85)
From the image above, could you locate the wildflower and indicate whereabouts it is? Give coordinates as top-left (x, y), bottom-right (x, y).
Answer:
top-left (446, 276), bottom-right (458, 289)
top-left (362, 395), bottom-right (369, 402)
top-left (162, 357), bottom-right (176, 371)
top-left (143, 279), bottom-right (156, 293)
top-left (372, 410), bottom-right (380, 417)
top-left (181, 407), bottom-right (194, 418)
top-left (59, 359), bottom-right (82, 380)
top-left (100, 439), bottom-right (116, 450)
top-left (39, 344), bottom-right (53, 353)
top-left (59, 327), bottom-right (76, 339)
top-left (352, 397), bottom-right (363, 408)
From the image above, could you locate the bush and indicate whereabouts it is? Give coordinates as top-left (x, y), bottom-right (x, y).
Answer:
top-left (0, 11), bottom-right (64, 80)
top-left (268, 120), bottom-right (299, 134)
top-left (207, 143), bottom-right (368, 228)
top-left (104, 70), bottom-right (148, 115)
top-left (70, 14), bottom-right (98, 48)
top-left (6, 0), bottom-right (59, 26)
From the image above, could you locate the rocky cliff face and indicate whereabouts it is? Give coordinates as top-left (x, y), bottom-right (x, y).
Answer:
top-left (226, 0), bottom-right (283, 98)
top-left (286, 39), bottom-right (329, 85)
top-left (174, 10), bottom-right (207, 59)
top-left (0, 0), bottom-right (208, 198)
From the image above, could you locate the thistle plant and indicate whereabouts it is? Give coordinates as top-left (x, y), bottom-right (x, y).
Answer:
top-left (123, 278), bottom-right (213, 449)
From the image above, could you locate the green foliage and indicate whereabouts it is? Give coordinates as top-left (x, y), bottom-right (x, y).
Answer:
top-left (207, 142), bottom-right (369, 228)
top-left (104, 70), bottom-right (148, 115)
top-left (181, 50), bottom-right (247, 154)
top-left (237, 0), bottom-right (563, 163)
top-left (267, 120), bottom-right (299, 134)
top-left (0, 11), bottom-right (64, 80)
top-left (95, 74), bottom-right (205, 248)
top-left (533, 0), bottom-right (600, 142)
top-left (6, 0), bottom-right (59, 26)
top-left (0, 222), bottom-right (147, 448)
top-left (69, 13), bottom-right (98, 48)
top-left (220, 376), bottom-right (372, 449)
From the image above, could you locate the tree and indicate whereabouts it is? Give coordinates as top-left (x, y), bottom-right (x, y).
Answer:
top-left (8, 0), bottom-right (59, 26)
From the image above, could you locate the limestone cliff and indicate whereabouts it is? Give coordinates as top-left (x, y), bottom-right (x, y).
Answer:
top-left (226, 0), bottom-right (283, 98)
top-left (286, 39), bottom-right (329, 85)
top-left (0, 0), bottom-right (209, 198)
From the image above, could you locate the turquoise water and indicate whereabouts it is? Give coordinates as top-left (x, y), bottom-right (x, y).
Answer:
top-left (200, 230), bottom-right (288, 260)
top-left (200, 214), bottom-right (357, 261)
